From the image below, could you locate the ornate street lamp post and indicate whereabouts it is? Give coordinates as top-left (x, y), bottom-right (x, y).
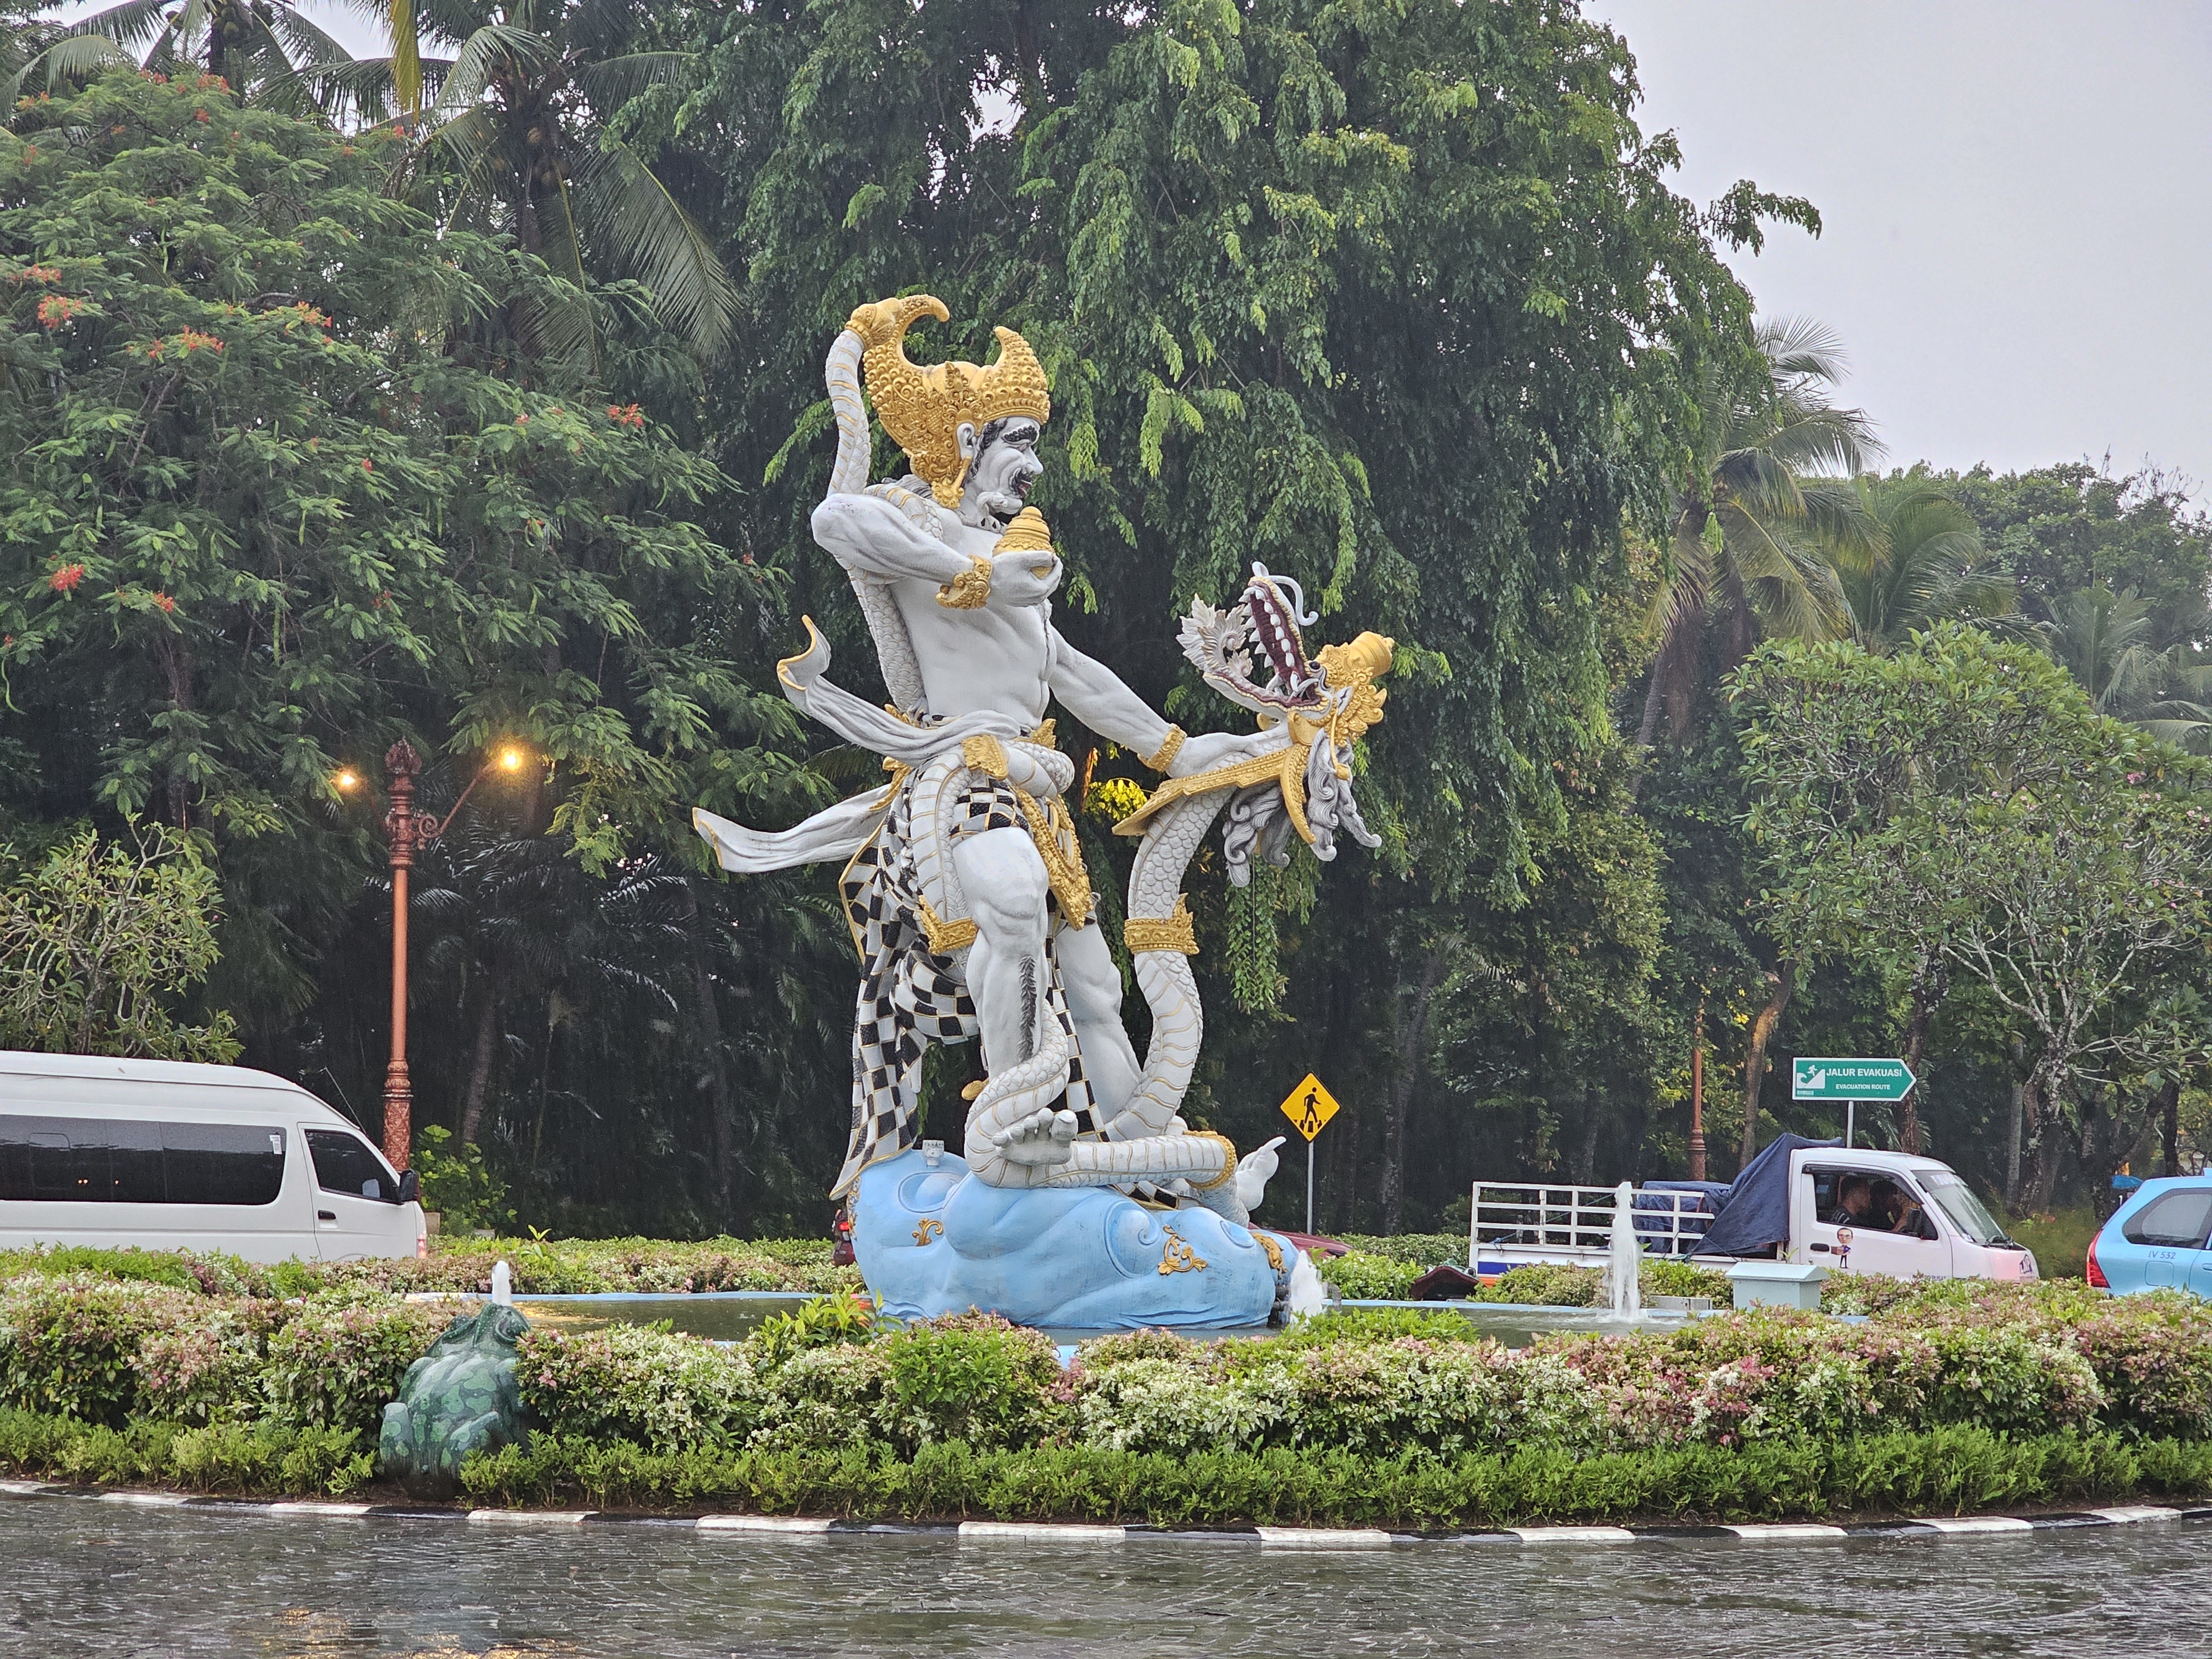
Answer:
top-left (1688, 995), bottom-right (1708, 1183)
top-left (340, 739), bottom-right (528, 1172)
top-left (378, 741), bottom-right (436, 1171)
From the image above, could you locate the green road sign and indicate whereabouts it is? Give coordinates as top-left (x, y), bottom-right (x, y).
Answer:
top-left (1792, 1056), bottom-right (1916, 1102)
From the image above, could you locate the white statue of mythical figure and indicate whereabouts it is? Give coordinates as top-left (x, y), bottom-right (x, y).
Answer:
top-left (694, 295), bottom-right (1391, 1242)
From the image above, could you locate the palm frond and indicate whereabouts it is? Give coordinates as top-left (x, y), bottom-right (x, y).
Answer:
top-left (573, 50), bottom-right (696, 111)
top-left (1718, 503), bottom-right (1853, 641)
top-left (571, 137), bottom-right (740, 362)
top-left (389, 0), bottom-right (422, 114)
top-left (433, 21), bottom-right (556, 111)
top-left (7, 31), bottom-right (130, 98)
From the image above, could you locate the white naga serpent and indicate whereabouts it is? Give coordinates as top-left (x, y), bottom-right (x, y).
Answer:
top-left (821, 327), bottom-right (1391, 1224)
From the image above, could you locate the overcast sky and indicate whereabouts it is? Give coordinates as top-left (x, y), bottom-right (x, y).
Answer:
top-left (1594, 0), bottom-right (2212, 498)
top-left (50, 1), bottom-right (2210, 496)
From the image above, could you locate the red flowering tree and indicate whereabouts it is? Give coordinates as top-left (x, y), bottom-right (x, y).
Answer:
top-left (0, 71), bottom-right (785, 868)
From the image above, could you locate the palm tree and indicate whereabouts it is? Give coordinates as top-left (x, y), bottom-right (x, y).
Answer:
top-left (393, 0), bottom-right (739, 364)
top-left (7, 0), bottom-right (370, 117)
top-left (2042, 586), bottom-right (2212, 753)
top-left (1637, 317), bottom-right (1882, 748)
top-left (1839, 475), bottom-right (2014, 651)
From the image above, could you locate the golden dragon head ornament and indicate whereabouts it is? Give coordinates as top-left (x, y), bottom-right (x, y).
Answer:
top-left (847, 295), bottom-right (1051, 508)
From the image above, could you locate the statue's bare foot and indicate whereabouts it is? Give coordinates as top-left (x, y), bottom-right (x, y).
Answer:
top-left (991, 1105), bottom-right (1078, 1166)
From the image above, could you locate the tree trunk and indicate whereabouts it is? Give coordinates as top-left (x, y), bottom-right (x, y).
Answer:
top-left (1739, 962), bottom-right (1794, 1170)
top-left (1629, 584), bottom-right (1705, 798)
top-left (2025, 1057), bottom-right (2065, 1213)
top-left (2158, 1076), bottom-right (2183, 1176)
top-left (155, 637), bottom-right (195, 829)
top-left (1380, 945), bottom-right (1449, 1237)
top-left (1324, 965), bottom-right (1358, 1233)
top-left (2006, 1074), bottom-right (2025, 1207)
top-left (1573, 1087), bottom-right (1601, 1186)
top-left (459, 992), bottom-right (499, 1147)
top-left (1897, 955), bottom-right (1945, 1156)
top-left (681, 878), bottom-right (739, 1229)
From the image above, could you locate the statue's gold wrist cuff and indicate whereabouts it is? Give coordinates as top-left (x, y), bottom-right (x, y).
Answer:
top-left (936, 555), bottom-right (993, 609)
top-left (1143, 726), bottom-right (1186, 774)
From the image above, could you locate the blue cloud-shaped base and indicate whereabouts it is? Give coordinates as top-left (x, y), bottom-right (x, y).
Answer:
top-left (853, 1147), bottom-right (1285, 1331)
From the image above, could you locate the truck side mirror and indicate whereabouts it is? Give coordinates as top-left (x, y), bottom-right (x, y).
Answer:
top-left (397, 1168), bottom-right (420, 1204)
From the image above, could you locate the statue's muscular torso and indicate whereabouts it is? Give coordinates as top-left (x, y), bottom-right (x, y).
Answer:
top-left (888, 518), bottom-right (1059, 723)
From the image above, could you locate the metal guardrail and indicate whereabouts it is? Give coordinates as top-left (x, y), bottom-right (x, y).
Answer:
top-left (1468, 1182), bottom-right (1715, 1267)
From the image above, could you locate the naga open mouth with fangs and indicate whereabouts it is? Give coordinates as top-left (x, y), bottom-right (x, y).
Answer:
top-left (1145, 561), bottom-right (1395, 887)
top-left (1180, 563), bottom-right (1332, 714)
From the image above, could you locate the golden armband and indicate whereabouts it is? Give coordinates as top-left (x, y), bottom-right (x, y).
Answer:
top-left (936, 555), bottom-right (993, 609)
top-left (1142, 726), bottom-right (1186, 774)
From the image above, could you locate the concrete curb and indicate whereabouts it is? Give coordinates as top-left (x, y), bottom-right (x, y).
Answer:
top-left (4, 1480), bottom-right (2209, 1545)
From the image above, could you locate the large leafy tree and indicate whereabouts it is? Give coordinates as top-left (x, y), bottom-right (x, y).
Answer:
top-left (679, 0), bottom-right (1781, 1225)
top-left (1950, 462), bottom-right (2211, 648)
top-left (0, 71), bottom-right (837, 1226)
top-left (1, 72), bottom-right (758, 860)
top-left (1740, 624), bottom-right (2212, 1203)
top-left (0, 822), bottom-right (239, 1062)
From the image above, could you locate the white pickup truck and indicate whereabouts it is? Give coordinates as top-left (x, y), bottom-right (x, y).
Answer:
top-left (1469, 1143), bottom-right (2038, 1284)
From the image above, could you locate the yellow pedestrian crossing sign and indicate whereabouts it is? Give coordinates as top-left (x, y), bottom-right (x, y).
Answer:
top-left (1279, 1073), bottom-right (1341, 1142)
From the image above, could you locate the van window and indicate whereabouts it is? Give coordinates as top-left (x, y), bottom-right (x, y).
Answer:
top-left (0, 1117), bottom-right (284, 1206)
top-left (1807, 1168), bottom-right (1938, 1239)
top-left (1918, 1170), bottom-right (2011, 1246)
top-left (306, 1130), bottom-right (398, 1203)
top-left (2122, 1189), bottom-right (2212, 1250)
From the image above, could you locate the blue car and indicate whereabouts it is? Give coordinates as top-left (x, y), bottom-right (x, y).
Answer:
top-left (2087, 1177), bottom-right (2212, 1297)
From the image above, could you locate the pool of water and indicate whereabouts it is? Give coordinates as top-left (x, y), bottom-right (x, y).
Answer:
top-left (6, 1498), bottom-right (2203, 1657)
top-left (505, 1293), bottom-right (810, 1344)
top-left (462, 1294), bottom-right (1702, 1350)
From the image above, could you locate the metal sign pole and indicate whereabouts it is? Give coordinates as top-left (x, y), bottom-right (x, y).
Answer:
top-left (1307, 1139), bottom-right (1315, 1236)
top-left (1846, 1099), bottom-right (1856, 1150)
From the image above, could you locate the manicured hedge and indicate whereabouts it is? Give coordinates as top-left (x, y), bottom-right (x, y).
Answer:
top-left (0, 1274), bottom-right (447, 1432)
top-left (1313, 1243), bottom-right (1734, 1307)
top-left (452, 1425), bottom-right (2212, 1527)
top-left (0, 1237), bottom-right (857, 1299)
top-left (503, 1292), bottom-right (2212, 1463)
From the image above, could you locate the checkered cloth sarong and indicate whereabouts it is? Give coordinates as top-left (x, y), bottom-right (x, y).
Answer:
top-left (830, 768), bottom-right (1098, 1197)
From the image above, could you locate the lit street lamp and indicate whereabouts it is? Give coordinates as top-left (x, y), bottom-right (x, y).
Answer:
top-left (337, 739), bottom-right (528, 1171)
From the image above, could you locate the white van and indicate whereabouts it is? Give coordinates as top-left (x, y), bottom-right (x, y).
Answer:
top-left (1788, 1148), bottom-right (2038, 1282)
top-left (0, 1051), bottom-right (425, 1262)
top-left (1470, 1146), bottom-right (2038, 1284)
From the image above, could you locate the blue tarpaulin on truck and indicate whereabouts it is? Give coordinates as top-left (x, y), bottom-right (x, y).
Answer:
top-left (1634, 1181), bottom-right (1732, 1254)
top-left (1691, 1134), bottom-right (1842, 1258)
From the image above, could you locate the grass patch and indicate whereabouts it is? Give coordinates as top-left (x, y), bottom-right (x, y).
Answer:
top-left (2006, 1206), bottom-right (2099, 1280)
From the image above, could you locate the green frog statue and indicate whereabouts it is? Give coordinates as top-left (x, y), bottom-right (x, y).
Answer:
top-left (378, 1265), bottom-right (533, 1496)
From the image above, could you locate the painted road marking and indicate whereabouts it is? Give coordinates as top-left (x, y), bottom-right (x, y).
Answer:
top-left (1255, 1526), bottom-right (1392, 1547)
top-left (960, 1521), bottom-right (1129, 1542)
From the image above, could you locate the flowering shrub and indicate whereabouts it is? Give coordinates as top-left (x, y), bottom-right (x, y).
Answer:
top-left (14, 1257), bottom-right (2212, 1490)
top-left (133, 1301), bottom-right (281, 1425)
top-left (311, 1237), bottom-right (854, 1297)
top-left (1486, 1262), bottom-right (1603, 1306)
top-left (518, 1311), bottom-right (1067, 1458)
top-left (876, 1316), bottom-right (1067, 1452)
top-left (257, 1296), bottom-right (450, 1434)
top-left (517, 1323), bottom-right (759, 1452)
top-left (0, 1276), bottom-right (192, 1424)
top-left (2070, 1296), bottom-right (2212, 1438)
